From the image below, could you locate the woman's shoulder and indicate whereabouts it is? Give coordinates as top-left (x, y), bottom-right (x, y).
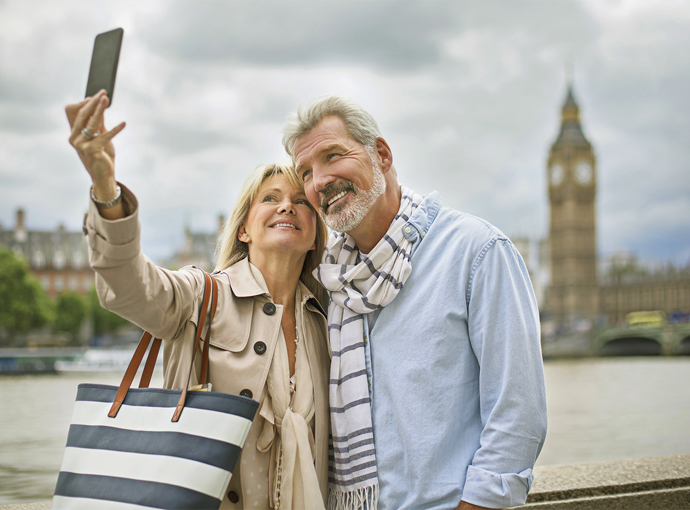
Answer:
top-left (212, 258), bottom-right (270, 299)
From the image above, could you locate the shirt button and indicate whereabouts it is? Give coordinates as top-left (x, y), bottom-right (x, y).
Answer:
top-left (228, 490), bottom-right (239, 503)
top-left (263, 302), bottom-right (276, 315)
top-left (404, 226), bottom-right (412, 234)
top-left (240, 389), bottom-right (253, 399)
top-left (254, 341), bottom-right (267, 355)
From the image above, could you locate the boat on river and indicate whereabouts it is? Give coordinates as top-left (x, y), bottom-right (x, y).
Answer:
top-left (54, 348), bottom-right (162, 373)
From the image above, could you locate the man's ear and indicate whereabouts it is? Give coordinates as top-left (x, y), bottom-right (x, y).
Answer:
top-left (238, 225), bottom-right (251, 243)
top-left (375, 137), bottom-right (393, 173)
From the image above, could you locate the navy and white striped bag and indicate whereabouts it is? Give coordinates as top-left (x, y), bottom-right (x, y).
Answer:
top-left (53, 272), bottom-right (259, 510)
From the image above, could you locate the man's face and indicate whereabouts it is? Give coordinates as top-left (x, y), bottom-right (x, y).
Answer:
top-left (294, 116), bottom-right (386, 233)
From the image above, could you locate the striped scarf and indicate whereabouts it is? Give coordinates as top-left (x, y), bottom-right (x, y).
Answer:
top-left (314, 187), bottom-right (423, 510)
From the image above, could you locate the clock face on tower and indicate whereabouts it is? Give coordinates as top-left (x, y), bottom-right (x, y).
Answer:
top-left (550, 163), bottom-right (564, 186)
top-left (574, 160), bottom-right (593, 185)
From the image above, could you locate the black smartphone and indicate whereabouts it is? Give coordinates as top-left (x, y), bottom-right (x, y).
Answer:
top-left (85, 28), bottom-right (124, 107)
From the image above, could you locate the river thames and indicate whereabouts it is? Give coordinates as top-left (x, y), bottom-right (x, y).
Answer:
top-left (1, 357), bottom-right (690, 504)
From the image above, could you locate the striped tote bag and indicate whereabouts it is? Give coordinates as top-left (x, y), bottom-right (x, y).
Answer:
top-left (53, 272), bottom-right (259, 509)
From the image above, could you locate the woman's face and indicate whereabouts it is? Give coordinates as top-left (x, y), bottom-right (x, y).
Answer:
top-left (239, 173), bottom-right (317, 260)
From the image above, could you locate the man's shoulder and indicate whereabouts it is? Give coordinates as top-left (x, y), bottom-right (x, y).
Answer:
top-left (433, 203), bottom-right (509, 246)
top-left (415, 190), bottom-right (507, 240)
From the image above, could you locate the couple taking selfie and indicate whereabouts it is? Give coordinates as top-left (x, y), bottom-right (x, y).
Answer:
top-left (65, 90), bottom-right (547, 510)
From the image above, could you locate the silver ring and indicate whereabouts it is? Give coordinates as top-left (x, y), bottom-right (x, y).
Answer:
top-left (81, 128), bottom-right (99, 140)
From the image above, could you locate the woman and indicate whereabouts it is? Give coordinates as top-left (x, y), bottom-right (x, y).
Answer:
top-left (66, 90), bottom-right (330, 509)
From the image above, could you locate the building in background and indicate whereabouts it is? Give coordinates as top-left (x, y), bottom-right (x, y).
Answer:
top-left (158, 215), bottom-right (225, 272)
top-left (544, 86), bottom-right (598, 324)
top-left (599, 253), bottom-right (690, 325)
top-left (0, 209), bottom-right (93, 297)
top-left (541, 86), bottom-right (690, 328)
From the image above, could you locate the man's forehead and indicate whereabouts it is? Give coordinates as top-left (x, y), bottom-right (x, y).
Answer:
top-left (295, 119), bottom-right (356, 163)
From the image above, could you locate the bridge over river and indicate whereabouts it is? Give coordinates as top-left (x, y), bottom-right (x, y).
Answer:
top-left (595, 323), bottom-right (690, 356)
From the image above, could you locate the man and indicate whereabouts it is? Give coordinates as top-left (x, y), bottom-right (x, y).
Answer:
top-left (282, 96), bottom-right (547, 510)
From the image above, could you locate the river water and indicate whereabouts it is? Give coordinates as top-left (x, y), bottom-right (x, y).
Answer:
top-left (1, 357), bottom-right (690, 504)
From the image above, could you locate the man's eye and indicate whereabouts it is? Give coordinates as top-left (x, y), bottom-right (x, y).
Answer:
top-left (326, 153), bottom-right (339, 161)
top-left (301, 170), bottom-right (312, 181)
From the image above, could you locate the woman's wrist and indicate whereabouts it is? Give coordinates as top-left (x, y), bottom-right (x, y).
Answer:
top-left (91, 184), bottom-right (122, 210)
top-left (92, 179), bottom-right (119, 201)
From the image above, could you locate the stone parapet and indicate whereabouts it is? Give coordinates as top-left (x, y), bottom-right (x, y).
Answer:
top-left (2, 454), bottom-right (689, 510)
top-left (512, 453), bottom-right (690, 509)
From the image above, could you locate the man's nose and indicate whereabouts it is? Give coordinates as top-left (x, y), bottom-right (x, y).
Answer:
top-left (311, 165), bottom-right (336, 192)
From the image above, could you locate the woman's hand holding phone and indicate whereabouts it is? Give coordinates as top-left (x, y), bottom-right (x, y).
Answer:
top-left (66, 90), bottom-right (127, 219)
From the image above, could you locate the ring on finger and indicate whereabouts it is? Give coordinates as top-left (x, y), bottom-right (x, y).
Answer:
top-left (81, 128), bottom-right (100, 140)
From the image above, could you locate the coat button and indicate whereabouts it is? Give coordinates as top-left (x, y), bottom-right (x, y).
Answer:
top-left (240, 389), bottom-right (253, 399)
top-left (228, 490), bottom-right (239, 503)
top-left (263, 302), bottom-right (276, 315)
top-left (254, 341), bottom-right (267, 355)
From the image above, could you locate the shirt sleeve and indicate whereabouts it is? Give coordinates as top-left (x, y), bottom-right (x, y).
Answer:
top-left (83, 183), bottom-right (205, 340)
top-left (461, 237), bottom-right (548, 508)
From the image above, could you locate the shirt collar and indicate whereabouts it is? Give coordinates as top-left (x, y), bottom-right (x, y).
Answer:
top-left (402, 189), bottom-right (442, 245)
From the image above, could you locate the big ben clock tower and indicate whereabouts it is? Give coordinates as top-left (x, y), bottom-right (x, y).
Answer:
top-left (547, 85), bottom-right (598, 323)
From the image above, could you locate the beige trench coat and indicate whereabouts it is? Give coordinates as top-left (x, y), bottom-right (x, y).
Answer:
top-left (83, 186), bottom-right (331, 508)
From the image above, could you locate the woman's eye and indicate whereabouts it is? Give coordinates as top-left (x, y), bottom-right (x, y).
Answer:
top-left (296, 199), bottom-right (309, 205)
top-left (262, 195), bottom-right (276, 202)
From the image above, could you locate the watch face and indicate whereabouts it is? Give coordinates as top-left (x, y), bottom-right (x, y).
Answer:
top-left (575, 161), bottom-right (593, 185)
top-left (550, 163), bottom-right (564, 186)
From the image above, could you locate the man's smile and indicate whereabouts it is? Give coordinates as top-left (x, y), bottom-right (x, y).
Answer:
top-left (320, 181), bottom-right (355, 214)
top-left (328, 190), bottom-right (348, 207)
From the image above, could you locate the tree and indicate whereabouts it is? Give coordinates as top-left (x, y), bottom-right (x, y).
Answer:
top-left (0, 249), bottom-right (53, 346)
top-left (88, 286), bottom-right (130, 338)
top-left (54, 292), bottom-right (88, 343)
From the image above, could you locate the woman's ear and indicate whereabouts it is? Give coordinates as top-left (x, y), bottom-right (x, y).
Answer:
top-left (238, 225), bottom-right (251, 244)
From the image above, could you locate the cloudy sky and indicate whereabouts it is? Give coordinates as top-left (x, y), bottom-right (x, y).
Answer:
top-left (1, 0), bottom-right (689, 267)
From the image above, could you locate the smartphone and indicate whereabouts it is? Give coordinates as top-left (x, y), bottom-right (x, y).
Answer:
top-left (85, 28), bottom-right (124, 107)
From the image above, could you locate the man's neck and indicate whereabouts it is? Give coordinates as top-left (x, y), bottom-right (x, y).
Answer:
top-left (348, 182), bottom-right (402, 253)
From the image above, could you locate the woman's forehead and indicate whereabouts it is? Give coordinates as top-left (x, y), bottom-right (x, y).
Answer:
top-left (258, 173), bottom-right (305, 194)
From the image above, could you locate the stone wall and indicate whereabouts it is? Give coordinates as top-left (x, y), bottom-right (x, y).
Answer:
top-left (2, 454), bottom-right (689, 510)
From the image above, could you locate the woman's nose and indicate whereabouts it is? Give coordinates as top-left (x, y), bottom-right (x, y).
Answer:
top-left (278, 199), bottom-right (296, 214)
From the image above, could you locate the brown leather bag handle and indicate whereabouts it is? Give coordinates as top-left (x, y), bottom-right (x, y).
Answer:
top-left (172, 272), bottom-right (218, 421)
top-left (108, 270), bottom-right (218, 421)
top-left (199, 273), bottom-right (219, 385)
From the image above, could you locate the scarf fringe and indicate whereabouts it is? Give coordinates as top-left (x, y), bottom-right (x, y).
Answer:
top-left (328, 484), bottom-right (379, 510)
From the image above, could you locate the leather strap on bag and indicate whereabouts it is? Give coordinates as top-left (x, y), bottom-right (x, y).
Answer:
top-left (173, 272), bottom-right (218, 421)
top-left (108, 270), bottom-right (219, 421)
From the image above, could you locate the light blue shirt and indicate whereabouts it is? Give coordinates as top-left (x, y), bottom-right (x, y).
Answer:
top-left (363, 191), bottom-right (547, 509)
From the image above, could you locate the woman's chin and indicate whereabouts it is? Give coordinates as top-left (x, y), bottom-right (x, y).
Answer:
top-left (253, 239), bottom-right (312, 259)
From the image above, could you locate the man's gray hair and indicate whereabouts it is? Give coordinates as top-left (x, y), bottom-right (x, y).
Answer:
top-left (282, 95), bottom-right (382, 158)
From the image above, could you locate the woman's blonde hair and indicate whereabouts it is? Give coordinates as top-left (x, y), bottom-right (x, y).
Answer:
top-left (214, 163), bottom-right (328, 303)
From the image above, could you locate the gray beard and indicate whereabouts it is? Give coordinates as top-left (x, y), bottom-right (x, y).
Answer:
top-left (321, 159), bottom-right (386, 233)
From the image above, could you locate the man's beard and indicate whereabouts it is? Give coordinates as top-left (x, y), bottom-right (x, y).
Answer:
top-left (319, 155), bottom-right (386, 233)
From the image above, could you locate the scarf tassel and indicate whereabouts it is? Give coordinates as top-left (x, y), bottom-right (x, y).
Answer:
top-left (328, 485), bottom-right (379, 510)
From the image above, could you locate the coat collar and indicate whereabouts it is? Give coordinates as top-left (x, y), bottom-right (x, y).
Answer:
top-left (218, 257), bottom-right (269, 298)
top-left (218, 257), bottom-right (325, 317)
